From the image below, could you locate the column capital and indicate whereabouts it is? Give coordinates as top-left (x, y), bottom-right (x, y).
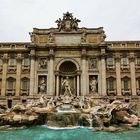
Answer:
top-left (115, 53), bottom-right (121, 61)
top-left (81, 48), bottom-right (87, 59)
top-left (16, 54), bottom-right (22, 62)
top-left (2, 53), bottom-right (8, 63)
top-left (129, 52), bottom-right (135, 62)
top-left (48, 48), bottom-right (55, 59)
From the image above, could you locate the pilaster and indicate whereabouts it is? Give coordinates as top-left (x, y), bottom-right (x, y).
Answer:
top-left (48, 44), bottom-right (55, 96)
top-left (81, 46), bottom-right (87, 96)
top-left (1, 54), bottom-right (8, 96)
top-left (15, 54), bottom-right (22, 96)
top-left (115, 53), bottom-right (121, 95)
top-left (130, 52), bottom-right (136, 95)
top-left (101, 53), bottom-right (106, 95)
top-left (29, 49), bottom-right (36, 95)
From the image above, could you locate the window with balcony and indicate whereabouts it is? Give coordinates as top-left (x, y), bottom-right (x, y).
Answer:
top-left (6, 77), bottom-right (15, 96)
top-left (137, 58), bottom-right (140, 66)
top-left (107, 58), bottom-right (114, 66)
top-left (107, 77), bottom-right (114, 90)
top-left (22, 54), bottom-right (30, 71)
top-left (122, 76), bottom-right (131, 96)
top-left (7, 77), bottom-right (15, 90)
top-left (21, 78), bottom-right (29, 90)
top-left (124, 78), bottom-right (129, 90)
top-left (136, 78), bottom-right (140, 95)
top-left (121, 57), bottom-right (128, 66)
top-left (21, 77), bottom-right (29, 96)
top-left (107, 77), bottom-right (116, 96)
top-left (8, 54), bottom-right (16, 71)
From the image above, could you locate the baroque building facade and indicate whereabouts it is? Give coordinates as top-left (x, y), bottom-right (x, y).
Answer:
top-left (0, 12), bottom-right (140, 110)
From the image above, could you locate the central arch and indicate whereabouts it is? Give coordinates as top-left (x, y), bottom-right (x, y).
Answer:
top-left (55, 58), bottom-right (81, 96)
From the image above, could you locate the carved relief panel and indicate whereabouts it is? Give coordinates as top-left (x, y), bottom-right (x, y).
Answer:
top-left (88, 58), bottom-right (98, 69)
top-left (38, 58), bottom-right (48, 70)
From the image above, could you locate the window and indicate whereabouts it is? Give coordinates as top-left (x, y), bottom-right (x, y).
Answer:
top-left (123, 77), bottom-right (129, 90)
top-left (121, 57), bottom-right (128, 66)
top-left (107, 58), bottom-right (113, 66)
top-left (137, 58), bottom-right (140, 66)
top-left (8, 54), bottom-right (16, 66)
top-left (107, 77), bottom-right (114, 90)
top-left (121, 43), bottom-right (127, 47)
top-left (138, 79), bottom-right (140, 90)
top-left (21, 78), bottom-right (29, 90)
top-left (10, 44), bottom-right (16, 49)
top-left (22, 57), bottom-right (30, 66)
top-left (7, 77), bottom-right (15, 90)
top-left (136, 43), bottom-right (139, 47)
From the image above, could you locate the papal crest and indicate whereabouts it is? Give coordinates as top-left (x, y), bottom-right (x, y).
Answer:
top-left (55, 12), bottom-right (81, 32)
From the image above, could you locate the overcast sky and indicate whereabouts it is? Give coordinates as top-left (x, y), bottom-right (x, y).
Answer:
top-left (0, 0), bottom-right (140, 42)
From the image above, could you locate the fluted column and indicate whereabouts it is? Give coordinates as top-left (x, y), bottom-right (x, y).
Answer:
top-left (98, 58), bottom-right (102, 94)
top-left (81, 48), bottom-right (87, 96)
top-left (130, 52), bottom-right (136, 95)
top-left (115, 53), bottom-right (121, 95)
top-left (29, 49), bottom-right (36, 95)
top-left (77, 75), bottom-right (80, 96)
top-left (1, 54), bottom-right (8, 96)
top-left (48, 48), bottom-right (55, 96)
top-left (15, 54), bottom-right (22, 96)
top-left (56, 75), bottom-right (59, 96)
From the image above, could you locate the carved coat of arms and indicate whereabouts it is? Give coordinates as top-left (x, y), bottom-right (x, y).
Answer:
top-left (55, 12), bottom-right (81, 32)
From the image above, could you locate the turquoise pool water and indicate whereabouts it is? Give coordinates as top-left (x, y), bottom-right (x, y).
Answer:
top-left (0, 126), bottom-right (140, 140)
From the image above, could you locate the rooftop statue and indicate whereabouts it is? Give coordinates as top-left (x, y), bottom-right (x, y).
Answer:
top-left (55, 12), bottom-right (81, 31)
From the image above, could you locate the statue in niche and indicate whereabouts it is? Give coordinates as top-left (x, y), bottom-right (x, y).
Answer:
top-left (89, 58), bottom-right (97, 69)
top-left (62, 76), bottom-right (72, 96)
top-left (90, 76), bottom-right (97, 93)
top-left (48, 32), bottom-right (55, 43)
top-left (39, 58), bottom-right (47, 69)
top-left (39, 77), bottom-right (46, 94)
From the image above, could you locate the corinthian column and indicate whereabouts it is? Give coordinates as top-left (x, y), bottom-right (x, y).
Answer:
top-left (15, 54), bottom-right (22, 96)
top-left (115, 53), bottom-right (121, 95)
top-left (1, 54), bottom-right (8, 96)
top-left (130, 52), bottom-right (136, 95)
top-left (81, 48), bottom-right (87, 96)
top-left (48, 48), bottom-right (55, 96)
top-left (101, 54), bottom-right (106, 95)
top-left (29, 49), bottom-right (35, 95)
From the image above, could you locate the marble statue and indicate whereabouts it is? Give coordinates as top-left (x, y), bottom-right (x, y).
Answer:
top-left (90, 77), bottom-right (97, 92)
top-left (39, 77), bottom-right (46, 94)
top-left (62, 76), bottom-right (72, 96)
top-left (48, 32), bottom-right (55, 43)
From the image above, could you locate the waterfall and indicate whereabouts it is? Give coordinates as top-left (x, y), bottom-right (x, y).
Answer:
top-left (94, 115), bottom-right (104, 128)
top-left (86, 114), bottom-right (93, 128)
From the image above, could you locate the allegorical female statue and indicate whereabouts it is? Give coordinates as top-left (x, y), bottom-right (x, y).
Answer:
top-left (90, 76), bottom-right (97, 93)
top-left (39, 77), bottom-right (46, 94)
